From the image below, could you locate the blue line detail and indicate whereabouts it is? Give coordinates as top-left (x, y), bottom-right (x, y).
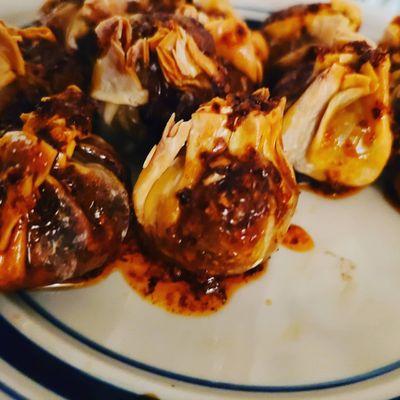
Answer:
top-left (0, 379), bottom-right (28, 400)
top-left (17, 292), bottom-right (400, 393)
top-left (0, 313), bottom-right (150, 400)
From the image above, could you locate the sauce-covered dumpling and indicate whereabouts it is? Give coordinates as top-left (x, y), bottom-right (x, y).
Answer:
top-left (0, 86), bottom-right (130, 290)
top-left (91, 13), bottom-right (225, 126)
top-left (177, 0), bottom-right (268, 84)
top-left (40, 0), bottom-right (188, 48)
top-left (282, 42), bottom-right (392, 188)
top-left (42, 0), bottom-right (266, 138)
top-left (262, 0), bottom-right (364, 66)
top-left (0, 21), bottom-right (89, 133)
top-left (261, 1), bottom-right (392, 189)
top-left (380, 17), bottom-right (400, 201)
top-left (133, 89), bottom-right (298, 276)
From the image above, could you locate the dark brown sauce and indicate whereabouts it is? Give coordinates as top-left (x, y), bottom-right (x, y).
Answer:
top-left (112, 237), bottom-right (267, 316)
top-left (283, 224), bottom-right (314, 252)
top-left (382, 186), bottom-right (400, 213)
top-left (378, 167), bottom-right (400, 213)
top-left (297, 173), bottom-right (362, 199)
top-left (160, 147), bottom-right (284, 277)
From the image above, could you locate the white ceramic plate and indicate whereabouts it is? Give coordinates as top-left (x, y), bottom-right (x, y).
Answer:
top-left (1, 1), bottom-right (400, 399)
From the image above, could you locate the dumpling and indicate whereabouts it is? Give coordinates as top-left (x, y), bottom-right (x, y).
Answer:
top-left (41, 0), bottom-right (130, 49)
top-left (42, 0), bottom-right (266, 140)
top-left (262, 0), bottom-right (365, 66)
top-left (0, 86), bottom-right (130, 290)
top-left (381, 17), bottom-right (400, 122)
top-left (40, 0), bottom-right (193, 49)
top-left (91, 13), bottom-right (227, 134)
top-left (282, 42), bottom-right (392, 187)
top-left (260, 1), bottom-right (392, 189)
top-left (380, 17), bottom-right (400, 200)
top-left (133, 89), bottom-right (298, 276)
top-left (0, 21), bottom-right (89, 133)
top-left (177, 0), bottom-right (269, 83)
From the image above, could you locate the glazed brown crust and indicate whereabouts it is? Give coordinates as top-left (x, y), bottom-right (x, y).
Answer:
top-left (0, 30), bottom-right (91, 133)
top-left (269, 41), bottom-right (388, 103)
top-left (147, 148), bottom-right (288, 276)
top-left (0, 88), bottom-right (130, 290)
top-left (34, 86), bottom-right (96, 133)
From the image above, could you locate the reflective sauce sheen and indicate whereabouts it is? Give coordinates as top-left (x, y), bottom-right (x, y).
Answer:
top-left (113, 237), bottom-right (267, 316)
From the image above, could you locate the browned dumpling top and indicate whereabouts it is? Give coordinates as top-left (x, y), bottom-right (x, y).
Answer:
top-left (0, 20), bottom-right (90, 133)
top-left (134, 88), bottom-right (298, 276)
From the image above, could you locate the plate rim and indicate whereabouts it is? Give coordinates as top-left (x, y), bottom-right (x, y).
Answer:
top-left (18, 292), bottom-right (400, 393)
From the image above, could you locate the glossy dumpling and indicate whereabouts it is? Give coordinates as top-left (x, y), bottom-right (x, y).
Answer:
top-left (41, 0), bottom-right (130, 49)
top-left (0, 87), bottom-right (130, 290)
top-left (380, 18), bottom-right (400, 200)
top-left (0, 22), bottom-right (27, 90)
top-left (262, 0), bottom-right (366, 65)
top-left (0, 23), bottom-right (55, 126)
top-left (177, 0), bottom-right (269, 83)
top-left (40, 0), bottom-right (188, 48)
top-left (282, 42), bottom-right (392, 187)
top-left (91, 13), bottom-right (225, 127)
top-left (133, 89), bottom-right (298, 276)
top-left (0, 20), bottom-right (90, 133)
top-left (381, 17), bottom-right (400, 120)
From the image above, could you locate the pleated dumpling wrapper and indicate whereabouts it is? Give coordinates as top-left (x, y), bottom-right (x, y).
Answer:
top-left (177, 0), bottom-right (269, 83)
top-left (40, 0), bottom-right (189, 49)
top-left (91, 14), bottom-right (224, 124)
top-left (133, 89), bottom-right (298, 276)
top-left (0, 86), bottom-right (130, 290)
top-left (0, 20), bottom-right (90, 134)
top-left (380, 18), bottom-right (400, 200)
top-left (262, 0), bottom-right (367, 65)
top-left (0, 23), bottom-right (55, 107)
top-left (41, 0), bottom-right (130, 49)
top-left (282, 42), bottom-right (393, 188)
top-left (381, 17), bottom-right (400, 120)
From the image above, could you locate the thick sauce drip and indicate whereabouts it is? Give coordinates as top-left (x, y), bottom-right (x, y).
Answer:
top-left (113, 237), bottom-right (266, 316)
top-left (283, 224), bottom-right (314, 252)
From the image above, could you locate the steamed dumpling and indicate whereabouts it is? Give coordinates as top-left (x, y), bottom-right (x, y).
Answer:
top-left (0, 87), bottom-right (130, 290)
top-left (380, 17), bottom-right (400, 200)
top-left (0, 20), bottom-right (89, 133)
top-left (381, 17), bottom-right (400, 121)
top-left (262, 0), bottom-right (365, 66)
top-left (90, 13), bottom-right (227, 131)
top-left (133, 89), bottom-right (298, 276)
top-left (282, 42), bottom-right (392, 187)
top-left (177, 0), bottom-right (269, 83)
top-left (41, 0), bottom-right (130, 49)
top-left (41, 0), bottom-right (188, 49)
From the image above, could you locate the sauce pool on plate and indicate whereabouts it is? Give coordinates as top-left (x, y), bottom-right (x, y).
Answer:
top-left (113, 237), bottom-right (267, 316)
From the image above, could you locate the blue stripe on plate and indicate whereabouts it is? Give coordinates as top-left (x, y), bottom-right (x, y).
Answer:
top-left (0, 314), bottom-right (151, 400)
top-left (18, 292), bottom-right (400, 393)
top-left (0, 379), bottom-right (28, 400)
